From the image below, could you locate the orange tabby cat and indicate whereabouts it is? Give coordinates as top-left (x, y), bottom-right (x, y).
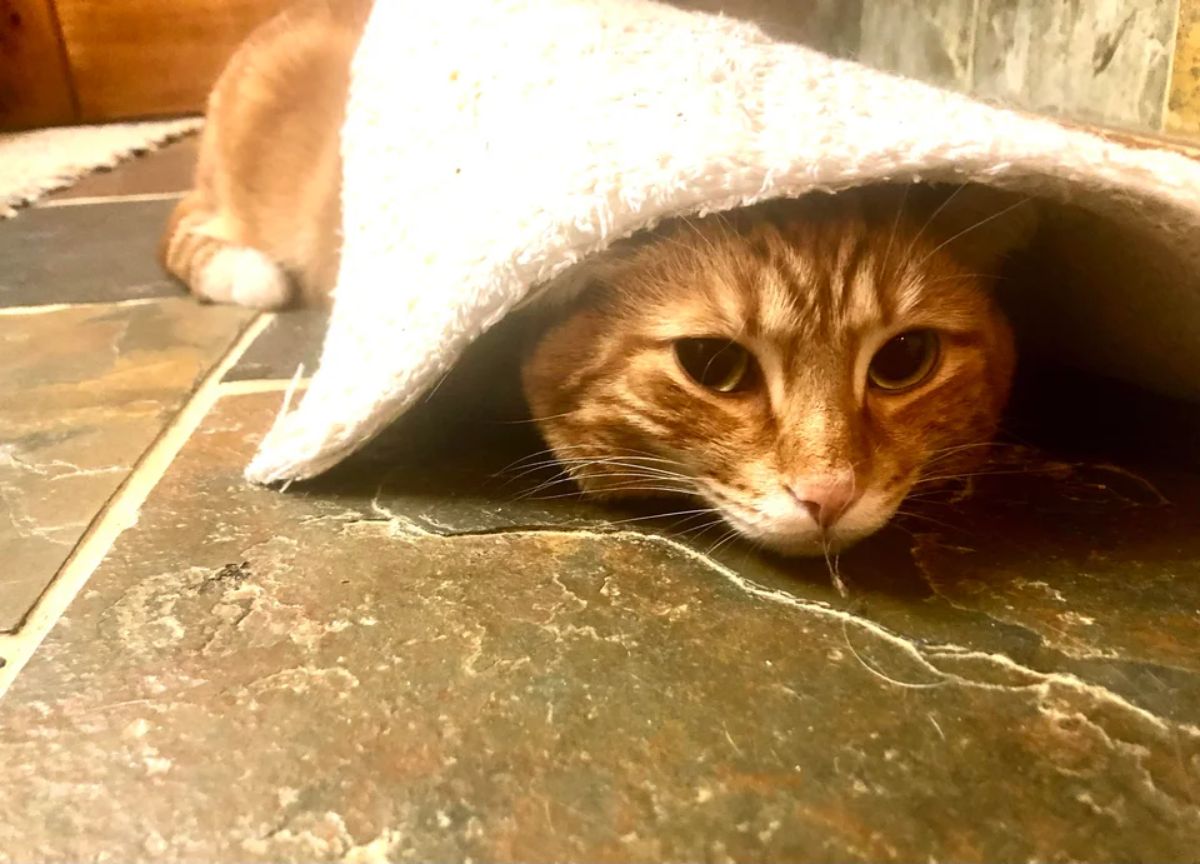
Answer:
top-left (161, 0), bottom-right (370, 309)
top-left (522, 188), bottom-right (1033, 555)
top-left (163, 2), bottom-right (1033, 556)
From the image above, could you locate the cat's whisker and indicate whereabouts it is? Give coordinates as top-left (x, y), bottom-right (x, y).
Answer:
top-left (820, 533), bottom-right (848, 597)
top-left (496, 462), bottom-right (569, 485)
top-left (491, 409), bottom-right (582, 426)
top-left (705, 527), bottom-right (743, 557)
top-left (498, 445), bottom-right (617, 470)
top-left (902, 181), bottom-right (968, 265)
top-left (915, 196), bottom-right (1033, 271)
top-left (680, 214), bottom-right (720, 257)
top-left (502, 442), bottom-right (684, 466)
top-left (515, 470), bottom-right (691, 500)
top-left (562, 472), bottom-right (692, 488)
top-left (925, 441), bottom-right (1005, 458)
top-left (537, 448), bottom-right (691, 471)
top-left (493, 447), bottom-right (566, 476)
top-left (659, 513), bottom-right (728, 535)
top-left (552, 455), bottom-right (690, 471)
top-left (506, 458), bottom-right (676, 492)
top-left (420, 366), bottom-right (457, 404)
top-left (534, 465), bottom-right (690, 487)
top-left (899, 492), bottom-right (965, 505)
top-left (673, 516), bottom-right (731, 539)
top-left (603, 507), bottom-right (721, 528)
top-left (503, 456), bottom-right (690, 484)
top-left (879, 182), bottom-right (910, 282)
top-left (558, 466), bottom-right (694, 487)
top-left (913, 467), bottom-right (1052, 486)
top-left (526, 483), bottom-right (692, 502)
top-left (522, 475), bottom-right (678, 500)
top-left (512, 475), bottom-right (579, 500)
top-left (892, 508), bottom-right (965, 533)
top-left (921, 271), bottom-right (1010, 287)
top-left (919, 442), bottom-right (1033, 473)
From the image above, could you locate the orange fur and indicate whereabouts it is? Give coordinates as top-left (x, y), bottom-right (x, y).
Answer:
top-left (160, 0), bottom-right (371, 309)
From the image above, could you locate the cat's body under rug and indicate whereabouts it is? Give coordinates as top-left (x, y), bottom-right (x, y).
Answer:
top-left (161, 0), bottom-right (1038, 562)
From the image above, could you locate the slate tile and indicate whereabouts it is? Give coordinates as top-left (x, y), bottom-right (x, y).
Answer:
top-left (224, 308), bottom-right (328, 381)
top-left (0, 198), bottom-right (183, 307)
top-left (858, 0), bottom-right (979, 91)
top-left (0, 383), bottom-right (1196, 859)
top-left (0, 299), bottom-right (254, 631)
top-left (974, 0), bottom-right (1178, 130)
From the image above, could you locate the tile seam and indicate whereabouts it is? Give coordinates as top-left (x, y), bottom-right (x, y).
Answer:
top-left (0, 312), bottom-right (275, 699)
top-left (36, 191), bottom-right (187, 209)
top-left (0, 297), bottom-right (166, 317)
top-left (218, 378), bottom-right (313, 396)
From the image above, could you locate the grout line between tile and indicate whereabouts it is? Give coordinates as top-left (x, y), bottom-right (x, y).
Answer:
top-left (0, 312), bottom-right (275, 699)
top-left (37, 191), bottom-right (187, 209)
top-left (0, 297), bottom-right (165, 317)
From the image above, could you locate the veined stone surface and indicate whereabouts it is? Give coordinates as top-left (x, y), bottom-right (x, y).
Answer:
top-left (0, 392), bottom-right (1196, 861)
top-left (0, 199), bottom-right (184, 307)
top-left (0, 300), bottom-right (253, 631)
top-left (859, 0), bottom-right (979, 91)
top-left (973, 0), bottom-right (1178, 129)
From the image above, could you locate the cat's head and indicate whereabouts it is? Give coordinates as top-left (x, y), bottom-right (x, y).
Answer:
top-left (522, 185), bottom-right (1032, 555)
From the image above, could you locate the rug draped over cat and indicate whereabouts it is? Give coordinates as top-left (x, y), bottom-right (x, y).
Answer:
top-left (244, 0), bottom-right (1200, 485)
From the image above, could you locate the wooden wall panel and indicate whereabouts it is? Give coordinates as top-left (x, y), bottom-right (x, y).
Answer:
top-left (0, 0), bottom-right (77, 130)
top-left (1167, 0), bottom-right (1200, 136)
top-left (54, 0), bottom-right (287, 122)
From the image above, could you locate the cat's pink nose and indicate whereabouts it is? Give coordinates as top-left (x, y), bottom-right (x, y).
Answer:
top-left (787, 476), bottom-right (856, 528)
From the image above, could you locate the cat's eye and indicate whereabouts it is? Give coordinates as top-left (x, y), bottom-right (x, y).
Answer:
top-left (674, 338), bottom-right (757, 394)
top-left (868, 329), bottom-right (940, 392)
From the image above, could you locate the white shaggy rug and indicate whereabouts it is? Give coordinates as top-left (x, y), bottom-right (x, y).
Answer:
top-left (0, 119), bottom-right (202, 218)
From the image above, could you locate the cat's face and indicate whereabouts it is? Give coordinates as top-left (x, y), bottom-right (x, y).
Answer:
top-left (522, 187), bottom-right (1025, 555)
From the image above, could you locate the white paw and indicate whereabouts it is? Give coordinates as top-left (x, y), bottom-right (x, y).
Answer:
top-left (195, 246), bottom-right (292, 309)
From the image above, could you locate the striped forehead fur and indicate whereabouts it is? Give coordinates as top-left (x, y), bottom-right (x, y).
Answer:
top-left (629, 198), bottom-right (926, 347)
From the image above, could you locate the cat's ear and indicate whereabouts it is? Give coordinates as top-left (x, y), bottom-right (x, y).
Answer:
top-left (929, 184), bottom-right (1040, 271)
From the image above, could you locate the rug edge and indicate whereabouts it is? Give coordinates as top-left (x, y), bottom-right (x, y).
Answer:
top-left (0, 118), bottom-right (204, 219)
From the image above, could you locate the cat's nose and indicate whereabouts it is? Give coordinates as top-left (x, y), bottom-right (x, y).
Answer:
top-left (787, 476), bottom-right (855, 528)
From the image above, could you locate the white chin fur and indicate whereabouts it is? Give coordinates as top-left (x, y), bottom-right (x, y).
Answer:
top-left (716, 496), bottom-right (897, 558)
top-left (753, 528), bottom-right (872, 557)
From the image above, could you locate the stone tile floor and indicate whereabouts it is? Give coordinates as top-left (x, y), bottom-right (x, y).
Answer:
top-left (0, 137), bottom-right (1198, 861)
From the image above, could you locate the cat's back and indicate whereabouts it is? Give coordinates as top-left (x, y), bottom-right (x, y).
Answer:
top-left (205, 0), bottom-right (372, 257)
top-left (162, 0), bottom-right (373, 307)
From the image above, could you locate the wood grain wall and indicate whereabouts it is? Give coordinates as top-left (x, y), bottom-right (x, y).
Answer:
top-left (0, 0), bottom-right (282, 130)
top-left (55, 0), bottom-right (286, 122)
top-left (0, 0), bottom-right (76, 128)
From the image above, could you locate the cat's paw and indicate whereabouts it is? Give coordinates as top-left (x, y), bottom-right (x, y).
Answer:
top-left (195, 246), bottom-right (293, 309)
